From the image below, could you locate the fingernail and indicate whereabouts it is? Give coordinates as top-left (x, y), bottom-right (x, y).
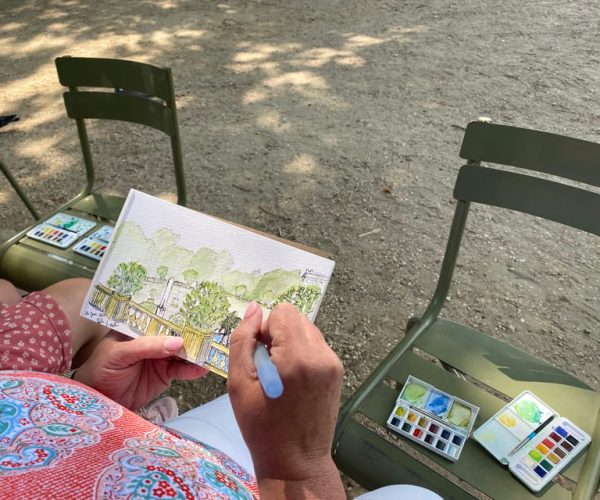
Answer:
top-left (165, 336), bottom-right (183, 352)
top-left (244, 301), bottom-right (259, 319)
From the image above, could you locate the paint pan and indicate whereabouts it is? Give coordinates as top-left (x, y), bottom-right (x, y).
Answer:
top-left (386, 375), bottom-right (479, 462)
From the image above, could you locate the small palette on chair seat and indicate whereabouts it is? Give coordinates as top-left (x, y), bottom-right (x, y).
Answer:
top-left (473, 391), bottom-right (591, 492)
top-left (387, 375), bottom-right (479, 462)
top-left (73, 225), bottom-right (113, 261)
top-left (26, 213), bottom-right (96, 249)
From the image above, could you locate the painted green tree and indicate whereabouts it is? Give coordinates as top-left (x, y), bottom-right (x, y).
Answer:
top-left (180, 281), bottom-right (231, 330)
top-left (140, 300), bottom-right (158, 313)
top-left (247, 269), bottom-right (301, 301)
top-left (273, 285), bottom-right (321, 315)
top-left (183, 268), bottom-right (199, 285)
top-left (156, 265), bottom-right (168, 281)
top-left (107, 261), bottom-right (148, 296)
top-left (261, 290), bottom-right (274, 305)
top-left (219, 310), bottom-right (241, 333)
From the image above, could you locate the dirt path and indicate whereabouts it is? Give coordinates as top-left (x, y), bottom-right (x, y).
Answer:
top-left (1, 0), bottom-right (599, 494)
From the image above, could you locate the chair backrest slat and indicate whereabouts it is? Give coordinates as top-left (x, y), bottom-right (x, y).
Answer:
top-left (63, 92), bottom-right (175, 136)
top-left (54, 56), bottom-right (186, 206)
top-left (56, 57), bottom-right (171, 101)
top-left (460, 121), bottom-right (600, 188)
top-left (454, 164), bottom-right (600, 236)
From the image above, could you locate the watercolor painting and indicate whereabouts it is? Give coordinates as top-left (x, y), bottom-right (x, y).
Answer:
top-left (80, 190), bottom-right (335, 378)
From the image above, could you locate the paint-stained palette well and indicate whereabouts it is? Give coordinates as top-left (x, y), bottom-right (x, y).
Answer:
top-left (387, 375), bottom-right (479, 462)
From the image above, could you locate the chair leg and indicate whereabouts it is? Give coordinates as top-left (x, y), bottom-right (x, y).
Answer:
top-left (573, 406), bottom-right (600, 500)
top-left (405, 316), bottom-right (467, 380)
top-left (0, 159), bottom-right (40, 220)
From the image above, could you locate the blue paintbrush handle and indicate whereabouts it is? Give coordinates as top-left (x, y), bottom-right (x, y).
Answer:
top-left (254, 342), bottom-right (284, 399)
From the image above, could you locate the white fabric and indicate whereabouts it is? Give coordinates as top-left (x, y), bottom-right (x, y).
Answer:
top-left (165, 395), bottom-right (442, 500)
top-left (355, 484), bottom-right (443, 499)
top-left (163, 394), bottom-right (255, 474)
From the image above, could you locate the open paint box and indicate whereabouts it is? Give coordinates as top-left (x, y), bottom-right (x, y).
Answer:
top-left (473, 391), bottom-right (591, 492)
top-left (73, 225), bottom-right (113, 261)
top-left (387, 375), bottom-right (479, 461)
top-left (26, 212), bottom-right (97, 249)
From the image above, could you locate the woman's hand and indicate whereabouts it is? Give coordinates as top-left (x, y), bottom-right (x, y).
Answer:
top-left (74, 332), bottom-right (207, 411)
top-left (228, 302), bottom-right (345, 499)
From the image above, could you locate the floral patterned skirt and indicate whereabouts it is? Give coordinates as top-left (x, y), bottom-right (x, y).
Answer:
top-left (0, 371), bottom-right (259, 499)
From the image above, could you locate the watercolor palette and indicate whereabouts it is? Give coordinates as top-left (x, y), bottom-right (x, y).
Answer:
top-left (473, 391), bottom-right (591, 492)
top-left (26, 224), bottom-right (80, 248)
top-left (387, 375), bottom-right (479, 462)
top-left (73, 225), bottom-right (113, 261)
top-left (26, 213), bottom-right (97, 249)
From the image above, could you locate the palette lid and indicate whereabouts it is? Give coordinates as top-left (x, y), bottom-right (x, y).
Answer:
top-left (473, 391), bottom-right (558, 465)
top-left (44, 212), bottom-right (97, 235)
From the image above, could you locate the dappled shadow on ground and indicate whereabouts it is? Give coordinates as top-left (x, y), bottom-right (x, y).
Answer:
top-left (0, 0), bottom-right (423, 221)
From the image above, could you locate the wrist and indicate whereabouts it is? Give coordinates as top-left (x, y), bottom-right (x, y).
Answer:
top-left (70, 369), bottom-right (82, 383)
top-left (69, 363), bottom-right (90, 385)
top-left (256, 457), bottom-right (344, 500)
top-left (251, 444), bottom-right (334, 481)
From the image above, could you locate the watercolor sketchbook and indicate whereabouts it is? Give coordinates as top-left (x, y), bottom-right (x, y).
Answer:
top-left (473, 391), bottom-right (591, 492)
top-left (80, 189), bottom-right (335, 378)
top-left (387, 375), bottom-right (479, 462)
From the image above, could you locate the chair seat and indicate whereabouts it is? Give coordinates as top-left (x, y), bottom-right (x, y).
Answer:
top-left (334, 319), bottom-right (600, 499)
top-left (414, 319), bottom-right (599, 434)
top-left (0, 194), bottom-right (125, 291)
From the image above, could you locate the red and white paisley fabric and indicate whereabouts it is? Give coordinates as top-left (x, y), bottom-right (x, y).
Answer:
top-left (0, 371), bottom-right (259, 499)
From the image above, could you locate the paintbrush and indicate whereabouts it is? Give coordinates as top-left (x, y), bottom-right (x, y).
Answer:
top-left (507, 414), bottom-right (556, 457)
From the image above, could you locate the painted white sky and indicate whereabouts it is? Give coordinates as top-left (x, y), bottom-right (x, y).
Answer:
top-left (111, 189), bottom-right (335, 277)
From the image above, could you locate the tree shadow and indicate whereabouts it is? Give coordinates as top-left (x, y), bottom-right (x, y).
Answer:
top-left (1, 0), bottom-right (426, 407)
top-left (0, 0), bottom-right (424, 235)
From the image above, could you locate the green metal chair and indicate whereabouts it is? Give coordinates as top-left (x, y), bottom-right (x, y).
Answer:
top-left (0, 56), bottom-right (187, 291)
top-left (333, 121), bottom-right (600, 499)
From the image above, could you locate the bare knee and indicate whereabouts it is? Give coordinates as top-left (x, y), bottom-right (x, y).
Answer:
top-left (41, 278), bottom-right (95, 329)
top-left (43, 278), bottom-right (108, 367)
top-left (0, 279), bottom-right (22, 305)
top-left (43, 278), bottom-right (91, 303)
top-left (44, 277), bottom-right (92, 294)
